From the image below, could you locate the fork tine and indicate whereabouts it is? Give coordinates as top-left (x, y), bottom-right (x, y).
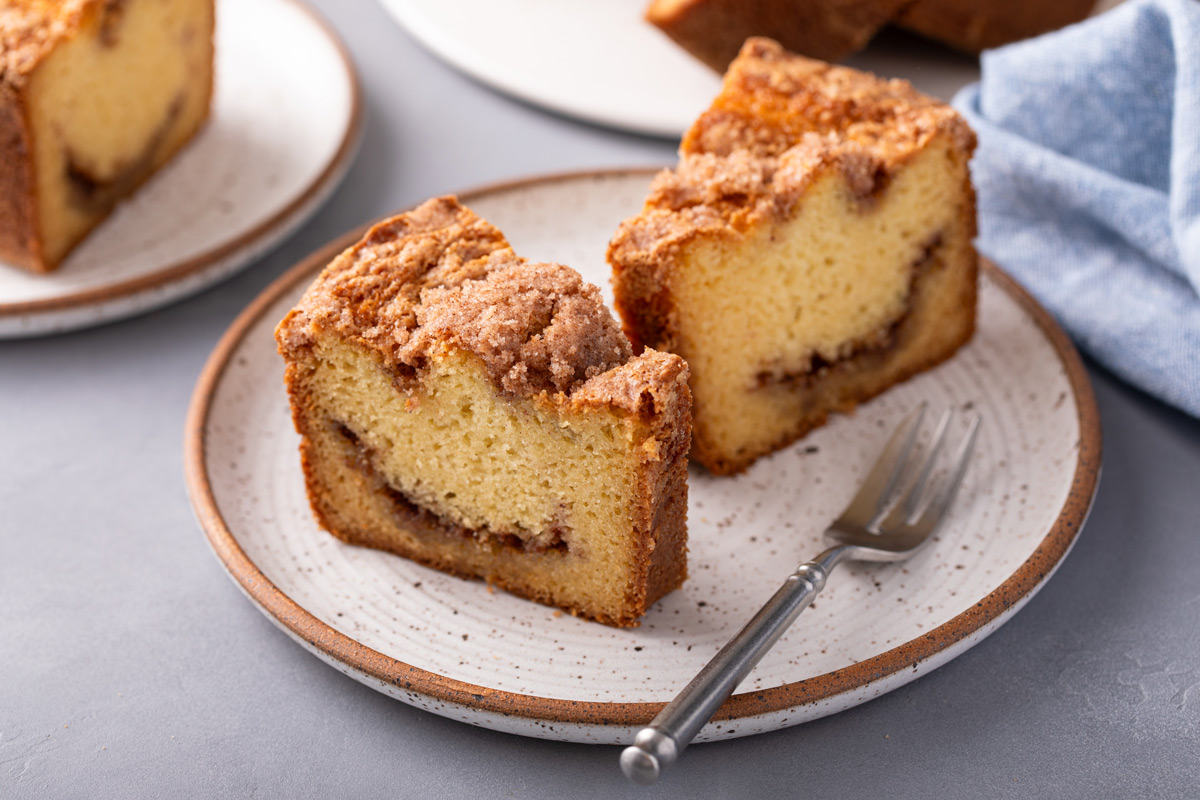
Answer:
top-left (623, 407), bottom-right (978, 782)
top-left (912, 414), bottom-right (981, 533)
top-left (841, 403), bottom-right (926, 527)
top-left (906, 409), bottom-right (954, 517)
top-left (877, 408), bottom-right (954, 530)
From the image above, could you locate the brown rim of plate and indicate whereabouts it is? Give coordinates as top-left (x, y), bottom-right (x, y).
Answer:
top-left (0, 0), bottom-right (363, 318)
top-left (183, 167), bottom-right (1102, 729)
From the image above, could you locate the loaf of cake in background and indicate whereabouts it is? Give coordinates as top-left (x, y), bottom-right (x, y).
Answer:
top-left (609, 38), bottom-right (977, 475)
top-left (0, 0), bottom-right (215, 273)
top-left (645, 0), bottom-right (908, 69)
top-left (895, 0), bottom-right (1099, 54)
top-left (646, 0), bottom-right (1096, 69)
top-left (276, 197), bottom-right (692, 627)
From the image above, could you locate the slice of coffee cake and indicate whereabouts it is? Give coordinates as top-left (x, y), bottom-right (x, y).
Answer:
top-left (276, 197), bottom-right (691, 627)
top-left (0, 0), bottom-right (215, 272)
top-left (609, 38), bottom-right (977, 475)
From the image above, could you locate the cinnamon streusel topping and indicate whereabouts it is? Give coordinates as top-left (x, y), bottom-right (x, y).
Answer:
top-left (0, 1), bottom-right (120, 85)
top-left (682, 37), bottom-right (975, 160)
top-left (608, 38), bottom-right (976, 289)
top-left (278, 196), bottom-right (660, 404)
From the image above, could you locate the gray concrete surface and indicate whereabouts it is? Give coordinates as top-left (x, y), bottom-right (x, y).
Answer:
top-left (3, 2), bottom-right (1198, 797)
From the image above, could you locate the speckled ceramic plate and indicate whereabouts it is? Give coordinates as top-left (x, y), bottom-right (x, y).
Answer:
top-left (376, 0), bottom-right (981, 138)
top-left (185, 169), bottom-right (1101, 744)
top-left (0, 0), bottom-right (362, 339)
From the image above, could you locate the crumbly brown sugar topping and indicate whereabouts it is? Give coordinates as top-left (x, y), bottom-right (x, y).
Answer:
top-left (650, 134), bottom-right (888, 216)
top-left (406, 257), bottom-right (632, 398)
top-left (682, 37), bottom-right (974, 159)
top-left (607, 133), bottom-right (892, 274)
top-left (609, 38), bottom-right (975, 271)
top-left (1, 0), bottom-right (100, 84)
top-left (279, 196), bottom-right (653, 401)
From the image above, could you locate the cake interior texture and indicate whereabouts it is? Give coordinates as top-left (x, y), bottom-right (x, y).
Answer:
top-left (276, 198), bottom-right (691, 627)
top-left (609, 38), bottom-right (977, 475)
top-left (0, 0), bottom-right (214, 272)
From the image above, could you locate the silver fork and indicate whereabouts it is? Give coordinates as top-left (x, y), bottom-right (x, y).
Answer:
top-left (620, 404), bottom-right (981, 785)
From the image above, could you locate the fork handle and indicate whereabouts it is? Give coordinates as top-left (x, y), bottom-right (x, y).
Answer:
top-left (620, 546), bottom-right (850, 785)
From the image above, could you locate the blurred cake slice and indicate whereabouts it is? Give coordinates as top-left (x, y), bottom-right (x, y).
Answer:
top-left (644, 0), bottom-right (1097, 70)
top-left (276, 197), bottom-right (691, 627)
top-left (0, 0), bottom-right (215, 273)
top-left (645, 0), bottom-right (907, 70)
top-left (609, 38), bottom-right (977, 475)
top-left (895, 0), bottom-right (1097, 54)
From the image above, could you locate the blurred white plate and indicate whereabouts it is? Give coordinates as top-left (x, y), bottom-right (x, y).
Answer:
top-left (0, 0), bottom-right (362, 339)
top-left (376, 0), bottom-right (980, 138)
top-left (186, 169), bottom-right (1100, 744)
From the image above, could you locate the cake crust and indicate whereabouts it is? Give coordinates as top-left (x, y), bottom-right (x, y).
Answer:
top-left (0, 1), bottom-right (95, 272)
top-left (0, 82), bottom-right (37, 270)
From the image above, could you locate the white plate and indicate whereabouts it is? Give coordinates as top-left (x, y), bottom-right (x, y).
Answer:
top-left (0, 0), bottom-right (362, 339)
top-left (375, 0), bottom-right (981, 138)
top-left (185, 169), bottom-right (1100, 744)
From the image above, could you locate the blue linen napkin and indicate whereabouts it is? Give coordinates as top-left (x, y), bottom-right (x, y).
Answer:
top-left (952, 0), bottom-right (1200, 417)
